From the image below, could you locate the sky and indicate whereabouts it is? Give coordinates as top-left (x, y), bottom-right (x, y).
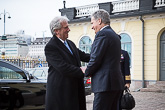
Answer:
top-left (0, 0), bottom-right (115, 39)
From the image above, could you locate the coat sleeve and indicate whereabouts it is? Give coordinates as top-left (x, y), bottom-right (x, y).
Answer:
top-left (45, 44), bottom-right (84, 78)
top-left (85, 32), bottom-right (108, 77)
top-left (124, 51), bottom-right (131, 83)
top-left (68, 40), bottom-right (90, 63)
top-left (78, 49), bottom-right (90, 62)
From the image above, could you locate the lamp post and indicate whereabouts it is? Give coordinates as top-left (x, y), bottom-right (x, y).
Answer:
top-left (1, 35), bottom-right (7, 59)
top-left (63, 0), bottom-right (66, 8)
top-left (1, 48), bottom-right (6, 59)
top-left (0, 10), bottom-right (11, 35)
top-left (42, 30), bottom-right (46, 43)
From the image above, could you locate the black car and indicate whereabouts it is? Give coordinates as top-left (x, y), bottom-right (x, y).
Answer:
top-left (0, 59), bottom-right (46, 110)
top-left (27, 67), bottom-right (48, 80)
top-left (27, 67), bottom-right (91, 96)
top-left (0, 60), bottom-right (91, 109)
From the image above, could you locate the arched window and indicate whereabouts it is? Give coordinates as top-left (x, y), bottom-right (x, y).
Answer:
top-left (79, 36), bottom-right (92, 66)
top-left (79, 36), bottom-right (92, 53)
top-left (120, 33), bottom-right (132, 66)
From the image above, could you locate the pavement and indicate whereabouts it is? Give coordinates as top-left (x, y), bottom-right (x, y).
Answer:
top-left (86, 91), bottom-right (165, 110)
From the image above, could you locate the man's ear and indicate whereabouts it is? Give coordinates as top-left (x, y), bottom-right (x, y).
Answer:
top-left (55, 29), bottom-right (59, 35)
top-left (98, 18), bottom-right (102, 25)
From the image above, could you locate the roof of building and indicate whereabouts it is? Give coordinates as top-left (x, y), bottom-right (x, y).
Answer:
top-left (59, 0), bottom-right (165, 23)
top-left (31, 37), bottom-right (51, 45)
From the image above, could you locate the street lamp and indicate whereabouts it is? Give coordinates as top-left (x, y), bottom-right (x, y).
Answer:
top-left (1, 35), bottom-right (7, 48)
top-left (0, 10), bottom-right (11, 35)
top-left (42, 30), bottom-right (46, 43)
top-left (1, 48), bottom-right (6, 59)
top-left (0, 35), bottom-right (7, 58)
top-left (63, 0), bottom-right (66, 8)
top-left (1, 48), bottom-right (6, 55)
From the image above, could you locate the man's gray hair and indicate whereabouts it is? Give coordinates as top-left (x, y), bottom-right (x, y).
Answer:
top-left (91, 9), bottom-right (110, 25)
top-left (50, 16), bottom-right (69, 35)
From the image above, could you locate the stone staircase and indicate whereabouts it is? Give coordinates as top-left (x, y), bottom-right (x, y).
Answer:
top-left (140, 81), bottom-right (165, 93)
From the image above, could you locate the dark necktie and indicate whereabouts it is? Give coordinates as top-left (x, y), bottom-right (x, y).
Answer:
top-left (64, 41), bottom-right (73, 54)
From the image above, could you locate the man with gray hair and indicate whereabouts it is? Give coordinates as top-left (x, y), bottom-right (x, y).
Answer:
top-left (45, 16), bottom-right (90, 110)
top-left (85, 9), bottom-right (124, 110)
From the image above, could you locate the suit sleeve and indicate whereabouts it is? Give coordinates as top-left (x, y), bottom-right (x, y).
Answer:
top-left (85, 33), bottom-right (107, 77)
top-left (45, 44), bottom-right (84, 78)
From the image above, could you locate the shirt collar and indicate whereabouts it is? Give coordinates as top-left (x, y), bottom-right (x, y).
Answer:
top-left (100, 25), bottom-right (109, 31)
top-left (57, 37), bottom-right (65, 43)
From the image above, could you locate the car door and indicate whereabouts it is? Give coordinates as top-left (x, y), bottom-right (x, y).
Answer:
top-left (0, 60), bottom-right (46, 110)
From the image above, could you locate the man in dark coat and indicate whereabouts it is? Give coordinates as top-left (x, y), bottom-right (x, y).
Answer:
top-left (85, 9), bottom-right (124, 110)
top-left (119, 35), bottom-right (131, 86)
top-left (119, 49), bottom-right (131, 110)
top-left (120, 49), bottom-right (131, 86)
top-left (45, 16), bottom-right (90, 110)
top-left (118, 35), bottom-right (131, 110)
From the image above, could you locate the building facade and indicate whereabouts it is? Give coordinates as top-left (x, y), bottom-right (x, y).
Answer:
top-left (28, 37), bottom-right (51, 60)
top-left (59, 0), bottom-right (165, 90)
top-left (0, 34), bottom-right (29, 57)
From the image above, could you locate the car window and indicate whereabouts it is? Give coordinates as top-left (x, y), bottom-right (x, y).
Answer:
top-left (34, 69), bottom-right (46, 77)
top-left (0, 66), bottom-right (23, 79)
top-left (28, 69), bottom-right (34, 74)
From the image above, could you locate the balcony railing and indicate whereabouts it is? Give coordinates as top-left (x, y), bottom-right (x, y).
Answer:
top-left (75, 4), bottom-right (99, 18)
top-left (112, 0), bottom-right (139, 13)
top-left (73, 0), bottom-right (165, 18)
top-left (155, 0), bottom-right (165, 7)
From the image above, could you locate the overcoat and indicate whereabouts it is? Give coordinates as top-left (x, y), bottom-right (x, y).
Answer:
top-left (45, 35), bottom-right (90, 110)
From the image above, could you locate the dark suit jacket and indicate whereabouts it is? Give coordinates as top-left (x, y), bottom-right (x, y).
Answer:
top-left (85, 26), bottom-right (124, 93)
top-left (121, 49), bottom-right (131, 84)
top-left (45, 35), bottom-right (90, 110)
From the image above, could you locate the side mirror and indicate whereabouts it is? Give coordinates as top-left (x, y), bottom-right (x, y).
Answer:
top-left (29, 74), bottom-right (38, 80)
top-left (29, 74), bottom-right (34, 79)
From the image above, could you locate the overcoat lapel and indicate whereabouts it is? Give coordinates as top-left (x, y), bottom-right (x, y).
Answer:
top-left (52, 36), bottom-right (80, 66)
top-left (67, 40), bottom-right (80, 65)
top-left (53, 36), bottom-right (73, 56)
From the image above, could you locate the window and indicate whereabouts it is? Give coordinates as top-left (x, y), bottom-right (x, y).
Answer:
top-left (0, 66), bottom-right (23, 79)
top-left (120, 33), bottom-right (132, 66)
top-left (0, 61), bottom-right (25, 79)
top-left (79, 36), bottom-right (92, 53)
top-left (33, 69), bottom-right (46, 77)
top-left (79, 36), bottom-right (92, 66)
